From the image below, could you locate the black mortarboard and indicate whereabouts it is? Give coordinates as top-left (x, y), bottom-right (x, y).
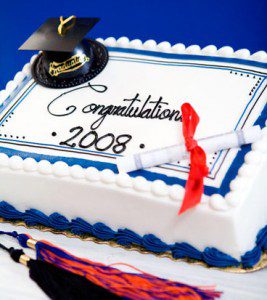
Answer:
top-left (20, 17), bottom-right (100, 52)
top-left (19, 16), bottom-right (109, 88)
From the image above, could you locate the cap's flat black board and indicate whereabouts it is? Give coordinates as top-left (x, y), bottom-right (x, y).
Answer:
top-left (19, 17), bottom-right (99, 52)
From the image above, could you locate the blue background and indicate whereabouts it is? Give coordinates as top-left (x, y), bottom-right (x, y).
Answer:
top-left (0, 0), bottom-right (266, 90)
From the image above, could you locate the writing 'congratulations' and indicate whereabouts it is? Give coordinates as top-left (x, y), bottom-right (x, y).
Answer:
top-left (47, 82), bottom-right (182, 130)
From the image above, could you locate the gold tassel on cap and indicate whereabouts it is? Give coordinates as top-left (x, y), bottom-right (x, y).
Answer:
top-left (58, 15), bottom-right (76, 36)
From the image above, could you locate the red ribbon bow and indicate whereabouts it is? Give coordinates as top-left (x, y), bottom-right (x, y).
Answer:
top-left (178, 103), bottom-right (209, 215)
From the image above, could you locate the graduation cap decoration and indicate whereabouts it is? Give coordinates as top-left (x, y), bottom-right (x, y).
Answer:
top-left (20, 16), bottom-right (109, 88)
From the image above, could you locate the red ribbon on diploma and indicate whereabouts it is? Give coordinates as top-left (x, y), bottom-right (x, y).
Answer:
top-left (178, 103), bottom-right (209, 215)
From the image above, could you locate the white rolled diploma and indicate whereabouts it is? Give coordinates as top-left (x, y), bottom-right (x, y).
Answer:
top-left (117, 125), bottom-right (262, 173)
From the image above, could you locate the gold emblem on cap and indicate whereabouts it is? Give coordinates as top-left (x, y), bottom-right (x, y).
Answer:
top-left (58, 15), bottom-right (76, 36)
top-left (49, 53), bottom-right (90, 77)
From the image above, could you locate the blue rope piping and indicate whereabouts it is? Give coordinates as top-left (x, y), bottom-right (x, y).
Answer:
top-left (0, 200), bottom-right (266, 269)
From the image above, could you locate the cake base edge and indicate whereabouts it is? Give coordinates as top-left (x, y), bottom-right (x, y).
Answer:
top-left (0, 202), bottom-right (266, 273)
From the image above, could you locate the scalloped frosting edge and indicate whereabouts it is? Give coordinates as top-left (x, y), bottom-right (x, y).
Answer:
top-left (97, 37), bottom-right (267, 63)
top-left (0, 200), bottom-right (266, 269)
top-left (0, 41), bottom-right (266, 211)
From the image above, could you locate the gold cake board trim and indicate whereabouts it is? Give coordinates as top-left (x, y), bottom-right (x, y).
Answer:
top-left (0, 217), bottom-right (266, 273)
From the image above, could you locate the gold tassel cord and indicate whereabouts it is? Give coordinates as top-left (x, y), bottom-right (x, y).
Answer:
top-left (27, 238), bottom-right (37, 249)
top-left (58, 15), bottom-right (76, 36)
top-left (19, 254), bottom-right (31, 266)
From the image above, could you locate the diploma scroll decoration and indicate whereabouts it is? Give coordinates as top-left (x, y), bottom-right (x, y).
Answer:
top-left (117, 103), bottom-right (262, 214)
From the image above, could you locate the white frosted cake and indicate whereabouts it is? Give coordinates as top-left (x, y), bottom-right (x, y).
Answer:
top-left (0, 37), bottom-right (266, 269)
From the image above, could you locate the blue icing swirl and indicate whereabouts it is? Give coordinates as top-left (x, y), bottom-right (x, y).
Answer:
top-left (92, 222), bottom-right (116, 240)
top-left (241, 246), bottom-right (262, 268)
top-left (203, 247), bottom-right (239, 267)
top-left (116, 228), bottom-right (142, 246)
top-left (171, 242), bottom-right (202, 260)
top-left (49, 213), bottom-right (70, 231)
top-left (24, 209), bottom-right (49, 226)
top-left (71, 218), bottom-right (93, 235)
top-left (0, 200), bottom-right (266, 268)
top-left (142, 234), bottom-right (171, 253)
top-left (0, 201), bottom-right (24, 219)
top-left (256, 225), bottom-right (267, 250)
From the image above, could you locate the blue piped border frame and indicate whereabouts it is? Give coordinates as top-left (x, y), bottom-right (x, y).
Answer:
top-left (0, 49), bottom-right (266, 197)
top-left (108, 47), bottom-right (267, 69)
top-left (0, 200), bottom-right (266, 269)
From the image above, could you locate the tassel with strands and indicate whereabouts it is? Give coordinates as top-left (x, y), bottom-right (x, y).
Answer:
top-left (0, 241), bottom-right (119, 300)
top-left (0, 230), bottom-right (222, 300)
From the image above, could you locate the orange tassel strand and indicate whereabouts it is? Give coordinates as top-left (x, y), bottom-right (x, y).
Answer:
top-left (1, 231), bottom-right (222, 299)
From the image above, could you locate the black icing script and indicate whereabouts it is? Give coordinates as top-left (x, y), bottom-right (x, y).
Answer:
top-left (47, 82), bottom-right (182, 154)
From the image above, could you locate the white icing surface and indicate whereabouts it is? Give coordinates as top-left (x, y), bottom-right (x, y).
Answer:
top-left (85, 167), bottom-right (100, 182)
top-left (0, 42), bottom-right (266, 191)
top-left (0, 153), bottom-right (266, 259)
top-left (0, 37), bottom-right (266, 261)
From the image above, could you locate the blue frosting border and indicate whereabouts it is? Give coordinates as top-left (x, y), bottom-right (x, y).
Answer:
top-left (0, 50), bottom-right (266, 197)
top-left (0, 200), bottom-right (266, 269)
top-left (108, 47), bottom-right (267, 69)
top-left (0, 101), bottom-right (265, 197)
